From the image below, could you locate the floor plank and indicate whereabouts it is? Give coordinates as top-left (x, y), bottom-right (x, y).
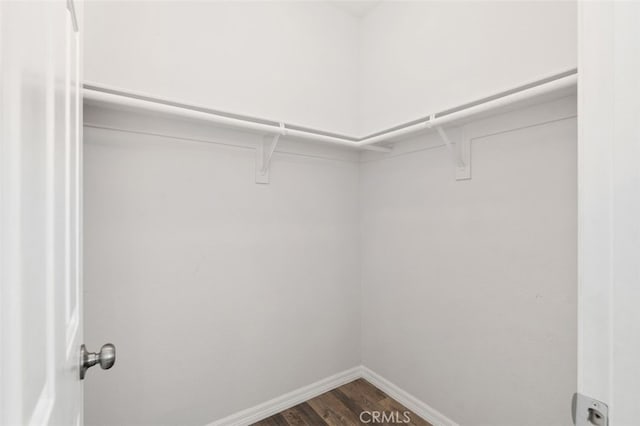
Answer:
top-left (280, 406), bottom-right (309, 426)
top-left (251, 379), bottom-right (432, 426)
top-left (307, 390), bottom-right (361, 426)
top-left (296, 402), bottom-right (331, 425)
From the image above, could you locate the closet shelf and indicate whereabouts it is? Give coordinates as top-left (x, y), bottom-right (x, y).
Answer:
top-left (83, 68), bottom-right (577, 153)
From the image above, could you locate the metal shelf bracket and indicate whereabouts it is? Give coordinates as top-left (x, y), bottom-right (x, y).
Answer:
top-left (256, 123), bottom-right (286, 184)
top-left (431, 121), bottom-right (471, 181)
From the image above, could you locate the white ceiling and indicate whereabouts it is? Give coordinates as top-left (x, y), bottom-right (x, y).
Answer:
top-left (329, 1), bottom-right (381, 19)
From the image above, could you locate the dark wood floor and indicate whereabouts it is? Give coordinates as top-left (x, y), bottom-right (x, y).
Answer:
top-left (252, 379), bottom-right (432, 426)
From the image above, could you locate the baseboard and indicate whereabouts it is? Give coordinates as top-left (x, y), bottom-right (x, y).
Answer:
top-left (360, 367), bottom-right (460, 426)
top-left (206, 366), bottom-right (362, 426)
top-left (206, 365), bottom-right (458, 426)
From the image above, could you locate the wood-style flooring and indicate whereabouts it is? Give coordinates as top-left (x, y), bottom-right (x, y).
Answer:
top-left (252, 379), bottom-right (432, 426)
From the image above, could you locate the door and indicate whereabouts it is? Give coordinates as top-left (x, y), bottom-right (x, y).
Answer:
top-left (0, 1), bottom-right (83, 425)
top-left (577, 1), bottom-right (640, 425)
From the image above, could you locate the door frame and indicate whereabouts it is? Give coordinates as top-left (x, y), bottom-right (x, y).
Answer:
top-left (577, 1), bottom-right (640, 424)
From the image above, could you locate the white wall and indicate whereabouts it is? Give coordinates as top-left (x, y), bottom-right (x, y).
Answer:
top-left (359, 96), bottom-right (577, 426)
top-left (358, 1), bottom-right (577, 135)
top-left (83, 3), bottom-right (579, 425)
top-left (84, 1), bottom-right (360, 135)
top-left (83, 106), bottom-right (361, 425)
top-left (83, 97), bottom-right (578, 426)
top-left (85, 1), bottom-right (576, 138)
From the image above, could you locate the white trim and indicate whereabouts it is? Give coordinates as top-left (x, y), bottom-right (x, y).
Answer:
top-left (361, 367), bottom-right (460, 426)
top-left (205, 366), bottom-right (459, 426)
top-left (206, 367), bottom-right (362, 426)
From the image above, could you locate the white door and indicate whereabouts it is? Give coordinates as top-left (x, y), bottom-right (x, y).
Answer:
top-left (578, 1), bottom-right (640, 425)
top-left (0, 1), bottom-right (84, 425)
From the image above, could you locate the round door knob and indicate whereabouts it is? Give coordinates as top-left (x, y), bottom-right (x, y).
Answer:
top-left (98, 343), bottom-right (116, 370)
top-left (80, 343), bottom-right (116, 379)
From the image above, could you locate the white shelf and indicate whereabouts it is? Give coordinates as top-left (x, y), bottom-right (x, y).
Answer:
top-left (83, 68), bottom-right (577, 151)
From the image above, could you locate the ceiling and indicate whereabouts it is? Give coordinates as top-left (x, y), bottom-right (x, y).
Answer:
top-left (329, 1), bottom-right (381, 19)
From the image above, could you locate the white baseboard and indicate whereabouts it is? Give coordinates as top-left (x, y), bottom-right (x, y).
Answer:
top-left (360, 367), bottom-right (460, 426)
top-left (207, 366), bottom-right (362, 426)
top-left (206, 365), bottom-right (458, 426)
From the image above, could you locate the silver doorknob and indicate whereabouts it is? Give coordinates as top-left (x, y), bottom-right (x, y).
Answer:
top-left (80, 343), bottom-right (116, 379)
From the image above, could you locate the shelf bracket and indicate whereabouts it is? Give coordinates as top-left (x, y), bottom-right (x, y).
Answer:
top-left (256, 123), bottom-right (285, 184)
top-left (433, 124), bottom-right (471, 181)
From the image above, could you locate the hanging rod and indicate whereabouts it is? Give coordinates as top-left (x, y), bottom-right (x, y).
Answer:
top-left (358, 69), bottom-right (577, 146)
top-left (83, 85), bottom-right (391, 152)
top-left (83, 68), bottom-right (577, 150)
